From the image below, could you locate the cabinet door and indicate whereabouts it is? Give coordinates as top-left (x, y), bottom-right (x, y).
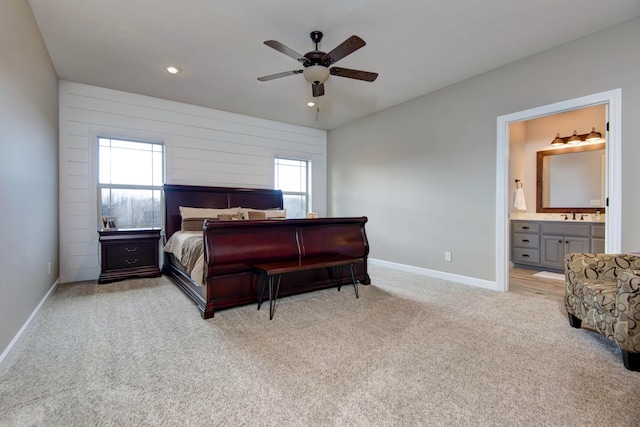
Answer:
top-left (566, 237), bottom-right (590, 255)
top-left (591, 237), bottom-right (605, 254)
top-left (541, 235), bottom-right (564, 269)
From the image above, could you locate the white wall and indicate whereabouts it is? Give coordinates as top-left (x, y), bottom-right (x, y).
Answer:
top-left (59, 81), bottom-right (327, 283)
top-left (0, 0), bottom-right (59, 360)
top-left (328, 18), bottom-right (640, 284)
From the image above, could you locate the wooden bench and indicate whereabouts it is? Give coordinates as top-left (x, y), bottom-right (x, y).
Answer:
top-left (254, 254), bottom-right (363, 319)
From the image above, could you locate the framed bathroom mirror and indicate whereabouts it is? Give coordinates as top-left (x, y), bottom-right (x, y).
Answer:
top-left (536, 142), bottom-right (606, 213)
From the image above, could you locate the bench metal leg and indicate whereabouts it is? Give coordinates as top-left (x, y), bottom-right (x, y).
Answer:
top-left (349, 263), bottom-right (359, 299)
top-left (336, 264), bottom-right (359, 298)
top-left (257, 274), bottom-right (266, 310)
top-left (269, 275), bottom-right (282, 320)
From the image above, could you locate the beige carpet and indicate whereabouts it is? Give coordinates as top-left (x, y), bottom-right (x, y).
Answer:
top-left (1, 265), bottom-right (639, 426)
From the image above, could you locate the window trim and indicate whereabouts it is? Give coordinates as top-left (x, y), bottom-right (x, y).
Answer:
top-left (274, 157), bottom-right (312, 216)
top-left (97, 136), bottom-right (165, 229)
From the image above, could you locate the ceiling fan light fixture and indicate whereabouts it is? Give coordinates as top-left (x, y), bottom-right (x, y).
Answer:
top-left (303, 65), bottom-right (330, 84)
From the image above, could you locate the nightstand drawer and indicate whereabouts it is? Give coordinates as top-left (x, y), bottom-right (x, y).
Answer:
top-left (104, 252), bottom-right (155, 270)
top-left (105, 242), bottom-right (155, 259)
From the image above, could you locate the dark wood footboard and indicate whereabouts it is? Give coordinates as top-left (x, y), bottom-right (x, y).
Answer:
top-left (162, 184), bottom-right (369, 318)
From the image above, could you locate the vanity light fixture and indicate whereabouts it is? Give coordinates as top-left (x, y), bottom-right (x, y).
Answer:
top-left (164, 65), bottom-right (182, 74)
top-left (566, 130), bottom-right (581, 144)
top-left (550, 133), bottom-right (564, 146)
top-left (585, 127), bottom-right (602, 142)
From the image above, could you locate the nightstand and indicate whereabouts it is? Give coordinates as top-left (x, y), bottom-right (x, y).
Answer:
top-left (98, 228), bottom-right (162, 284)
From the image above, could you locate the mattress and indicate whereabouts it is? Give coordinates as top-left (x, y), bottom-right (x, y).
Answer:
top-left (163, 231), bottom-right (205, 285)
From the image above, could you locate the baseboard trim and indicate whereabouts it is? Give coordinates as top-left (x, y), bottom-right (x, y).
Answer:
top-left (369, 258), bottom-right (498, 291)
top-left (0, 277), bottom-right (60, 372)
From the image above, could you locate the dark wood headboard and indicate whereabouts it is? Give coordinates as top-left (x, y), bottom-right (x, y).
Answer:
top-left (163, 184), bottom-right (284, 239)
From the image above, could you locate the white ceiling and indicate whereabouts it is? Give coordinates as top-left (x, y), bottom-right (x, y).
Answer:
top-left (28, 0), bottom-right (640, 131)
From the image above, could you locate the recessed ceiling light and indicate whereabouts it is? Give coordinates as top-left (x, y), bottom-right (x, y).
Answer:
top-left (307, 101), bottom-right (315, 107)
top-left (164, 65), bottom-right (182, 74)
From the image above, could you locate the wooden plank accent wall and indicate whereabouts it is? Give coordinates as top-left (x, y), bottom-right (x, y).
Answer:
top-left (59, 81), bottom-right (327, 283)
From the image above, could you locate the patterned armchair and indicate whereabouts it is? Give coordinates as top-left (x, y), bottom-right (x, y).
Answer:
top-left (564, 253), bottom-right (640, 371)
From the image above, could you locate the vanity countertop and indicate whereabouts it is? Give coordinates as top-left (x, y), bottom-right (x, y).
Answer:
top-left (510, 214), bottom-right (605, 223)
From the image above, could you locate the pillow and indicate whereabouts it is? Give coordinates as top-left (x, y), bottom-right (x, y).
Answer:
top-left (179, 206), bottom-right (240, 219)
top-left (179, 206), bottom-right (241, 230)
top-left (181, 218), bottom-right (209, 231)
top-left (265, 208), bottom-right (286, 218)
top-left (247, 210), bottom-right (268, 220)
top-left (218, 213), bottom-right (243, 221)
top-left (241, 208), bottom-right (286, 220)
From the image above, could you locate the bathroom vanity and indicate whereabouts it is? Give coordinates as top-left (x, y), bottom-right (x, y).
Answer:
top-left (511, 220), bottom-right (605, 272)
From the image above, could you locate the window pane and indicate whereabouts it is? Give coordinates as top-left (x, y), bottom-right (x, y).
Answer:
top-left (152, 150), bottom-right (163, 185)
top-left (101, 188), bottom-right (161, 228)
top-left (99, 139), bottom-right (163, 186)
top-left (283, 195), bottom-right (307, 219)
top-left (275, 158), bottom-right (307, 192)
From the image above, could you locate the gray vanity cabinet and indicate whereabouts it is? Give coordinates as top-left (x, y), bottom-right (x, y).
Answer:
top-left (591, 224), bottom-right (605, 253)
top-left (539, 222), bottom-right (591, 270)
top-left (511, 220), bottom-right (603, 272)
top-left (540, 235), bottom-right (590, 269)
top-left (512, 222), bottom-right (540, 267)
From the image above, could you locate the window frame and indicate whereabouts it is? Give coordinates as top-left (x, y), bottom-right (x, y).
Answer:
top-left (274, 157), bottom-right (312, 217)
top-left (97, 136), bottom-right (165, 229)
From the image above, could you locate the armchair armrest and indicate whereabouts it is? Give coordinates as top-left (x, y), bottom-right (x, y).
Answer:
top-left (614, 269), bottom-right (640, 353)
top-left (565, 253), bottom-right (617, 284)
top-left (565, 253), bottom-right (640, 284)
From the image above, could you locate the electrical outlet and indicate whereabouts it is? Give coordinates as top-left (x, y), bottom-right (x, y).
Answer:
top-left (445, 251), bottom-right (452, 262)
top-left (48, 262), bottom-right (52, 275)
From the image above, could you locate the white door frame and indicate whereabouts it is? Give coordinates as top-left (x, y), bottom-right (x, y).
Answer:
top-left (495, 89), bottom-right (622, 292)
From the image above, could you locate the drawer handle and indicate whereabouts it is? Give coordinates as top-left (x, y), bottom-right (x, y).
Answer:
top-left (125, 258), bottom-right (138, 265)
top-left (522, 254), bottom-right (530, 258)
top-left (522, 226), bottom-right (530, 230)
top-left (125, 246), bottom-right (138, 252)
top-left (522, 239), bottom-right (529, 243)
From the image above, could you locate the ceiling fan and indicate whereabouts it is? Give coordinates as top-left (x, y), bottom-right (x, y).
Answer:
top-left (258, 31), bottom-right (378, 98)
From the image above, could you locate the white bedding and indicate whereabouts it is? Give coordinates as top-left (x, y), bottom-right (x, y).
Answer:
top-left (163, 231), bottom-right (205, 286)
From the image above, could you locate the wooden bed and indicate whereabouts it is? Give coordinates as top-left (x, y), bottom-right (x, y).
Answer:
top-left (162, 184), bottom-right (370, 318)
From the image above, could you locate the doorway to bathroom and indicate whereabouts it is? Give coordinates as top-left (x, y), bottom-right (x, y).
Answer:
top-left (495, 89), bottom-right (622, 292)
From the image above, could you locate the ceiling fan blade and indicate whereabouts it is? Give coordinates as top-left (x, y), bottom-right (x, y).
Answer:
top-left (312, 82), bottom-right (325, 97)
top-left (263, 40), bottom-right (310, 64)
top-left (257, 70), bottom-right (303, 82)
top-left (330, 67), bottom-right (378, 82)
top-left (321, 35), bottom-right (366, 65)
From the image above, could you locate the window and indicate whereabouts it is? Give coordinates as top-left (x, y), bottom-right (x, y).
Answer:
top-left (274, 158), bottom-right (311, 218)
top-left (98, 138), bottom-right (164, 228)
